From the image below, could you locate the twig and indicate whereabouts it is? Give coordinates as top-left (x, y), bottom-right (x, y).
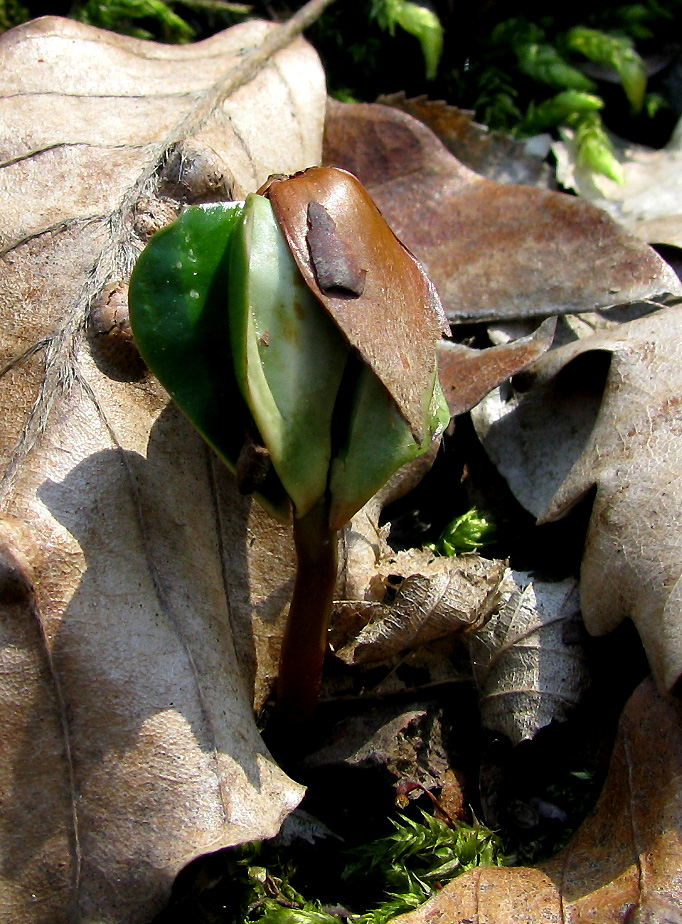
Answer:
top-left (200, 0), bottom-right (337, 117)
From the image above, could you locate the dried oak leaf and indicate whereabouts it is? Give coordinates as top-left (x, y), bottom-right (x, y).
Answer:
top-left (476, 305), bottom-right (682, 693)
top-left (0, 15), bottom-right (328, 923)
top-left (323, 99), bottom-right (681, 323)
top-left (532, 305), bottom-right (682, 693)
top-left (470, 571), bottom-right (590, 745)
top-left (393, 678), bottom-right (682, 924)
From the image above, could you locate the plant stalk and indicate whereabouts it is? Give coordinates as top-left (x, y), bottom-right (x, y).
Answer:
top-left (274, 499), bottom-right (338, 738)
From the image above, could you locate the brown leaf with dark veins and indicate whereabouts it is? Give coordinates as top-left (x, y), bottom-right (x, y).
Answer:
top-left (392, 678), bottom-right (682, 924)
top-left (323, 99), bottom-right (681, 323)
top-left (0, 14), bottom-right (329, 923)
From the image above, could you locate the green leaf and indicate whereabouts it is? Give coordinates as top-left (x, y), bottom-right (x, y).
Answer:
top-left (566, 26), bottom-right (647, 113)
top-left (128, 201), bottom-right (290, 520)
top-left (329, 363), bottom-right (449, 531)
top-left (229, 193), bottom-right (349, 520)
top-left (131, 183), bottom-right (449, 532)
top-left (435, 508), bottom-right (496, 556)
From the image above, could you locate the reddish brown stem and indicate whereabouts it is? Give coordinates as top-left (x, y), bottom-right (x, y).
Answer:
top-left (274, 499), bottom-right (338, 738)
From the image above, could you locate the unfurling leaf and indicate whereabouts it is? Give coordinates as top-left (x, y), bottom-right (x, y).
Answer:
top-left (434, 508), bottom-right (496, 556)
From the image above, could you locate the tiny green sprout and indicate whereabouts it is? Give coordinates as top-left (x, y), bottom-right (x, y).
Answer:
top-left (129, 166), bottom-right (449, 741)
top-left (433, 508), bottom-right (496, 556)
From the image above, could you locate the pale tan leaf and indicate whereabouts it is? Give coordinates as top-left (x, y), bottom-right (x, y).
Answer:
top-left (535, 306), bottom-right (682, 693)
top-left (393, 678), bottom-right (682, 924)
top-left (0, 14), bottom-right (329, 922)
top-left (474, 304), bottom-right (682, 693)
top-left (553, 120), bottom-right (682, 247)
top-left (470, 571), bottom-right (590, 744)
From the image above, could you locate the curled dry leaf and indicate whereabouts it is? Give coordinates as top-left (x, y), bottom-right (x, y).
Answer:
top-left (392, 678), bottom-right (682, 924)
top-left (0, 15), bottom-right (329, 922)
top-left (478, 305), bottom-right (682, 693)
top-left (332, 548), bottom-right (506, 666)
top-left (323, 99), bottom-right (681, 323)
top-left (379, 92), bottom-right (553, 188)
top-left (438, 317), bottom-right (557, 418)
top-left (469, 571), bottom-right (590, 745)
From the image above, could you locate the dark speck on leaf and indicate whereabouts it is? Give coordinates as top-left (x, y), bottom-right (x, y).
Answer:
top-left (306, 200), bottom-right (367, 297)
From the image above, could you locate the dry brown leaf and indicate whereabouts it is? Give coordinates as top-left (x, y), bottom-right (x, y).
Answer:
top-left (379, 93), bottom-right (553, 188)
top-left (528, 305), bottom-right (682, 694)
top-left (393, 677), bottom-right (682, 924)
top-left (0, 15), bottom-right (329, 922)
top-left (474, 305), bottom-right (682, 692)
top-left (323, 99), bottom-right (681, 323)
top-left (438, 317), bottom-right (556, 418)
top-left (333, 549), bottom-right (505, 665)
top-left (470, 571), bottom-right (589, 745)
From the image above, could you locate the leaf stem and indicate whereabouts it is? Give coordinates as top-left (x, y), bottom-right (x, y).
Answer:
top-left (274, 499), bottom-right (338, 739)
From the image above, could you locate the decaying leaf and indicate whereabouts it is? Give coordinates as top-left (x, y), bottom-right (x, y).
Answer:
top-left (379, 92), bottom-right (553, 188)
top-left (470, 571), bottom-right (589, 744)
top-left (438, 317), bottom-right (556, 418)
top-left (0, 15), bottom-right (329, 922)
top-left (323, 99), bottom-right (681, 323)
top-left (475, 304), bottom-right (682, 693)
top-left (553, 119), bottom-right (682, 247)
top-left (393, 678), bottom-right (682, 924)
top-left (332, 548), bottom-right (506, 665)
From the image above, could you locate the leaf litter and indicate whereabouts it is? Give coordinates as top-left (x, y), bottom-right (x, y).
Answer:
top-left (1, 14), bottom-right (682, 922)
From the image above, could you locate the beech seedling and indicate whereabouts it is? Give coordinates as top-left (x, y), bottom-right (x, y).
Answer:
top-left (129, 166), bottom-right (449, 737)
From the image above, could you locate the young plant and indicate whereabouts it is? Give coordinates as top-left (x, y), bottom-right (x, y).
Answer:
top-left (128, 166), bottom-right (449, 738)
